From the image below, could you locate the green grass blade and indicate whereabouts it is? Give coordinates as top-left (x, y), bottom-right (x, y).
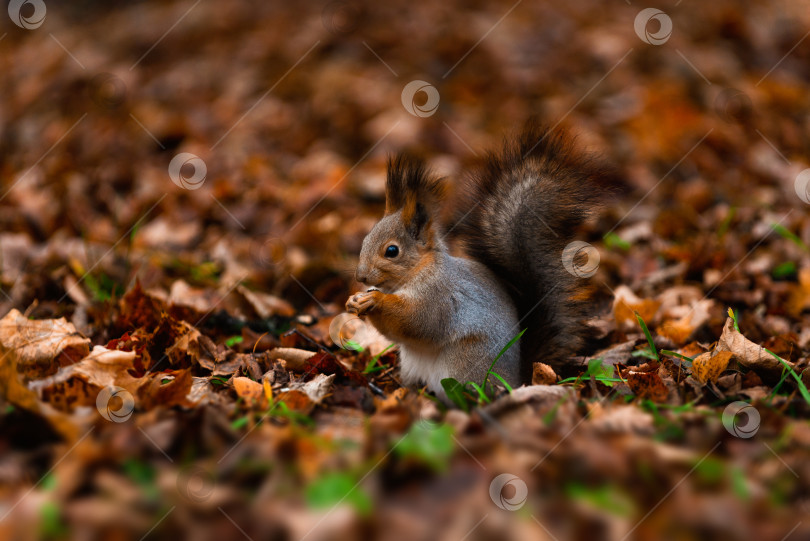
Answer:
top-left (363, 343), bottom-right (396, 374)
top-left (483, 328), bottom-right (526, 391)
top-left (488, 373), bottom-right (514, 393)
top-left (441, 378), bottom-right (471, 412)
top-left (660, 350), bottom-right (694, 364)
top-left (634, 312), bottom-right (659, 361)
top-left (765, 348), bottom-right (810, 406)
top-left (467, 382), bottom-right (492, 403)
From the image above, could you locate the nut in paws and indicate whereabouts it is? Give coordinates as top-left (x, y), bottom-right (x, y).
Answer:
top-left (346, 290), bottom-right (380, 315)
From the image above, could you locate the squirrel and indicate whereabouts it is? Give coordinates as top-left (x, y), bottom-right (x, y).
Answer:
top-left (346, 122), bottom-right (617, 395)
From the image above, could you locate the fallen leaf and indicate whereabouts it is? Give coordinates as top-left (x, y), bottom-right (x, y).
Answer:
top-left (787, 266), bottom-right (810, 316)
top-left (532, 362), bottom-right (558, 385)
top-left (275, 389), bottom-right (314, 414)
top-left (0, 309), bottom-right (91, 377)
top-left (691, 351), bottom-right (734, 384)
top-left (716, 317), bottom-right (792, 373)
top-left (268, 347), bottom-right (316, 370)
top-left (626, 371), bottom-right (669, 402)
top-left (289, 373), bottom-right (335, 404)
top-left (29, 346), bottom-right (142, 411)
top-left (138, 369), bottom-right (193, 410)
top-left (612, 285), bottom-right (661, 329)
top-left (237, 285), bottom-right (295, 318)
top-left (233, 376), bottom-right (265, 404)
top-left (657, 298), bottom-right (715, 344)
top-left (484, 385), bottom-right (573, 416)
top-left (117, 281), bottom-right (166, 331)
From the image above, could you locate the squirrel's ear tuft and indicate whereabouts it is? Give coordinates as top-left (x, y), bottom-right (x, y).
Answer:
top-left (385, 154), bottom-right (444, 241)
top-left (385, 154), bottom-right (444, 214)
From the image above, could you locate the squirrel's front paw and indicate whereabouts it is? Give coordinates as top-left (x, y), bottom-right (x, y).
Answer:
top-left (346, 290), bottom-right (381, 316)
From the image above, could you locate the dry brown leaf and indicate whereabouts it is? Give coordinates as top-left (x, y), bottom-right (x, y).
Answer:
top-left (657, 318), bottom-right (693, 345)
top-left (168, 280), bottom-right (220, 318)
top-left (788, 267), bottom-right (810, 316)
top-left (237, 285), bottom-right (295, 318)
top-left (268, 347), bottom-right (316, 370)
top-left (187, 377), bottom-right (221, 406)
top-left (0, 309), bottom-right (90, 378)
top-left (657, 299), bottom-right (714, 344)
top-left (288, 373), bottom-right (335, 404)
top-left (232, 376), bottom-right (265, 404)
top-left (716, 317), bottom-right (792, 373)
top-left (137, 369), bottom-right (193, 410)
top-left (626, 371), bottom-right (669, 402)
top-left (691, 351), bottom-right (734, 384)
top-left (484, 385), bottom-right (573, 416)
top-left (29, 346), bottom-right (143, 412)
top-left (0, 338), bottom-right (41, 411)
top-left (275, 389), bottom-right (314, 414)
top-left (612, 285), bottom-right (661, 329)
top-left (532, 362), bottom-right (558, 385)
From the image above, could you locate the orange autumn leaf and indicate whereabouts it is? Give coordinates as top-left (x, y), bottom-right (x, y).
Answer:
top-left (612, 286), bottom-right (661, 328)
top-left (657, 318), bottom-right (693, 345)
top-left (691, 351), bottom-right (734, 384)
top-left (626, 371), bottom-right (669, 403)
top-left (233, 376), bottom-right (265, 405)
top-left (275, 389), bottom-right (314, 414)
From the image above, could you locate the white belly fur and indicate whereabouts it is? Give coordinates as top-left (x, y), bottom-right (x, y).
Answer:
top-left (398, 345), bottom-right (449, 394)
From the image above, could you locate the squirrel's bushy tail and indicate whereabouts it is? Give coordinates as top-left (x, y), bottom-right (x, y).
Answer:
top-left (449, 122), bottom-right (619, 379)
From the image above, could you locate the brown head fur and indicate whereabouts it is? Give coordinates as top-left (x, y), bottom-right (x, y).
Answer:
top-left (355, 155), bottom-right (445, 293)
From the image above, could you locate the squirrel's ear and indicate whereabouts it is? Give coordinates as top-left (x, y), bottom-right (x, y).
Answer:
top-left (402, 200), bottom-right (430, 241)
top-left (385, 154), bottom-right (444, 241)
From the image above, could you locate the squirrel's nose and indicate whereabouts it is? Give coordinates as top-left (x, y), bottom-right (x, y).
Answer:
top-left (355, 265), bottom-right (368, 284)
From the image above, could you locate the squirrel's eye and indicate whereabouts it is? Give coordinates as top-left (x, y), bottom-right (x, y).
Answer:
top-left (384, 245), bottom-right (399, 258)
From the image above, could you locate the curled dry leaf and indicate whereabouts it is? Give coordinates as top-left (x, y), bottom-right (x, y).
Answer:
top-left (716, 317), bottom-right (792, 373)
top-left (288, 373), bottom-right (335, 404)
top-left (30, 346), bottom-right (141, 412)
top-left (532, 362), bottom-right (558, 385)
top-left (268, 347), bottom-right (316, 370)
top-left (0, 309), bottom-right (91, 377)
top-left (691, 350), bottom-right (734, 384)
